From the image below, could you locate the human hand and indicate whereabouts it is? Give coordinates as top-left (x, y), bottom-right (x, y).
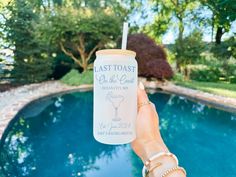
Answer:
top-left (131, 82), bottom-right (168, 163)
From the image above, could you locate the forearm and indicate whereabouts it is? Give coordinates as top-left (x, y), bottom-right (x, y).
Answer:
top-left (140, 139), bottom-right (169, 163)
top-left (134, 86), bottom-right (186, 177)
top-left (140, 138), bottom-right (186, 177)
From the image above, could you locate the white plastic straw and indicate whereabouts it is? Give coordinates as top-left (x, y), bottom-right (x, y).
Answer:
top-left (121, 22), bottom-right (129, 50)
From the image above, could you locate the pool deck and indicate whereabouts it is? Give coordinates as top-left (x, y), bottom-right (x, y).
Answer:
top-left (1, 80), bottom-right (236, 140)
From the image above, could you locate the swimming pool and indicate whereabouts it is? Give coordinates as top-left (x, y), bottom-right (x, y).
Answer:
top-left (0, 91), bottom-right (236, 177)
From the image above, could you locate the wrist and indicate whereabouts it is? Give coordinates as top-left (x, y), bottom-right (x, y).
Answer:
top-left (140, 139), bottom-right (169, 163)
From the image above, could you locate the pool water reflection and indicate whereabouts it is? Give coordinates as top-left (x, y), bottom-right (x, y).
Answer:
top-left (0, 91), bottom-right (236, 177)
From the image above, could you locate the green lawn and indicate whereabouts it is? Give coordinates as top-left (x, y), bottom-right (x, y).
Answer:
top-left (175, 81), bottom-right (236, 98)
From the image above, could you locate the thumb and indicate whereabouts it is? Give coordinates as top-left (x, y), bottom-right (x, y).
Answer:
top-left (138, 82), bottom-right (152, 112)
top-left (138, 82), bottom-right (149, 104)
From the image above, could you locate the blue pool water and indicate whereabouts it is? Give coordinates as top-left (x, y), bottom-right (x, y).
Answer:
top-left (0, 91), bottom-right (236, 177)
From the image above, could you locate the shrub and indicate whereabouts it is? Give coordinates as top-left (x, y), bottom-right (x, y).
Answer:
top-left (127, 33), bottom-right (173, 80)
top-left (142, 60), bottom-right (173, 79)
top-left (229, 76), bottom-right (236, 84)
top-left (199, 51), bottom-right (236, 81)
top-left (189, 66), bottom-right (221, 82)
top-left (61, 69), bottom-right (93, 86)
top-left (211, 37), bottom-right (236, 59)
top-left (222, 57), bottom-right (236, 80)
top-left (172, 72), bottom-right (185, 82)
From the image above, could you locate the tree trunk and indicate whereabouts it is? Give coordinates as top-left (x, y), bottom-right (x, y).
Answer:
top-left (211, 14), bottom-right (214, 42)
top-left (80, 52), bottom-right (87, 71)
top-left (60, 42), bottom-right (83, 68)
top-left (83, 63), bottom-right (88, 71)
top-left (215, 27), bottom-right (223, 45)
top-left (184, 66), bottom-right (188, 80)
top-left (176, 17), bottom-right (184, 72)
top-left (60, 36), bottom-right (100, 72)
top-left (176, 61), bottom-right (181, 72)
top-left (178, 20), bottom-right (184, 43)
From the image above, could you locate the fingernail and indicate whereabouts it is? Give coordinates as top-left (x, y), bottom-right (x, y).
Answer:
top-left (139, 81), bottom-right (145, 90)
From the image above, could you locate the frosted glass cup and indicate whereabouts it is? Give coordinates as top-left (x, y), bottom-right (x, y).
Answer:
top-left (93, 49), bottom-right (138, 145)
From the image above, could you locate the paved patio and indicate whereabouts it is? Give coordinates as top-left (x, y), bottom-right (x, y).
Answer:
top-left (0, 80), bottom-right (236, 140)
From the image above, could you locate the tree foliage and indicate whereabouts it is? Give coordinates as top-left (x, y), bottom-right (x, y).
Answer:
top-left (149, 0), bottom-right (198, 41)
top-left (1, 0), bottom-right (236, 84)
top-left (143, 9), bottom-right (171, 43)
top-left (34, 7), bottom-right (121, 71)
top-left (149, 0), bottom-right (199, 70)
top-left (174, 30), bottom-right (205, 65)
top-left (2, 0), bottom-right (130, 83)
top-left (174, 30), bottom-right (205, 77)
top-left (201, 0), bottom-right (236, 44)
top-left (3, 0), bottom-right (54, 83)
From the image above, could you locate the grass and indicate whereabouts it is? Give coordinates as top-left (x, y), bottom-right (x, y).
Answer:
top-left (175, 80), bottom-right (236, 98)
top-left (61, 69), bottom-right (93, 86)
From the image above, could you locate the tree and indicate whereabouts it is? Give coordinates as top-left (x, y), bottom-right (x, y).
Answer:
top-left (201, 0), bottom-right (236, 44)
top-left (174, 30), bottom-right (205, 78)
top-left (2, 0), bottom-right (131, 83)
top-left (150, 0), bottom-right (199, 70)
top-left (143, 9), bottom-right (172, 43)
top-left (3, 0), bottom-right (54, 83)
top-left (34, 7), bottom-right (121, 71)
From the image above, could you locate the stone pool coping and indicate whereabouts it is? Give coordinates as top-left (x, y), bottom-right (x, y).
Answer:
top-left (1, 80), bottom-right (236, 140)
top-left (140, 78), bottom-right (236, 114)
top-left (0, 81), bottom-right (92, 140)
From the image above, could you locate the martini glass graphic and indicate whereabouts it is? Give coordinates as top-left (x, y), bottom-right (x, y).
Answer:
top-left (106, 92), bottom-right (124, 121)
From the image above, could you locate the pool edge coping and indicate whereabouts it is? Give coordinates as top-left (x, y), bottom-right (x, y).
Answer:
top-left (141, 79), bottom-right (236, 114)
top-left (0, 81), bottom-right (93, 140)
